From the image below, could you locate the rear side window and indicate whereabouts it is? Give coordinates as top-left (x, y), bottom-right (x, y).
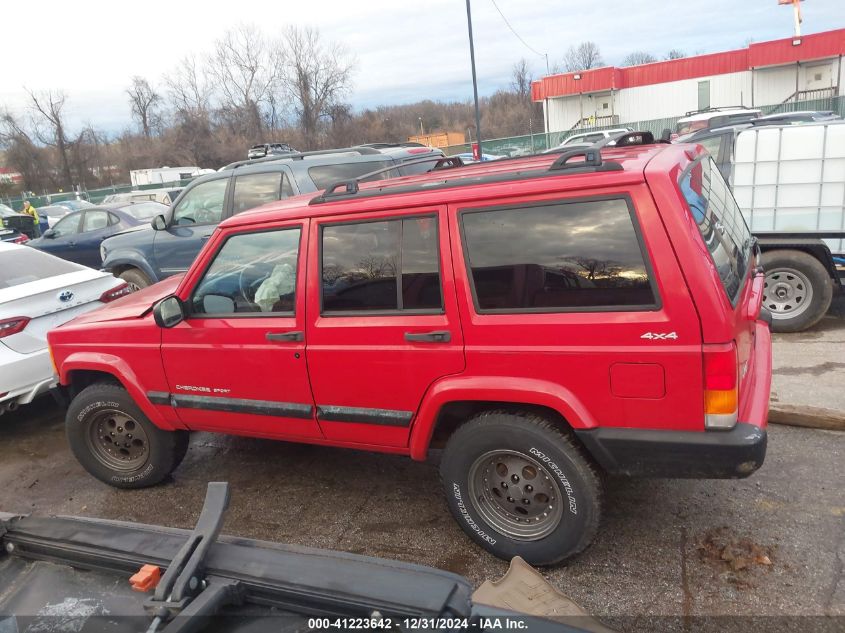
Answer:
top-left (321, 216), bottom-right (442, 313)
top-left (308, 161), bottom-right (398, 191)
top-left (460, 199), bottom-right (657, 312)
top-left (679, 157), bottom-right (752, 303)
top-left (232, 172), bottom-right (293, 214)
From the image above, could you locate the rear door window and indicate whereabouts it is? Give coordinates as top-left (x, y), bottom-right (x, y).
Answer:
top-left (232, 172), bottom-right (293, 214)
top-left (321, 216), bottom-right (442, 313)
top-left (679, 156), bottom-right (752, 303)
top-left (460, 198), bottom-right (657, 312)
top-left (307, 161), bottom-right (398, 191)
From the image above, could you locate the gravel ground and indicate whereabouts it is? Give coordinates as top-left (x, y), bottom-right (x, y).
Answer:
top-left (0, 398), bottom-right (842, 629)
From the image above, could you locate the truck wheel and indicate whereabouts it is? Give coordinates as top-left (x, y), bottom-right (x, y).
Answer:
top-left (119, 268), bottom-right (152, 292)
top-left (762, 250), bottom-right (832, 333)
top-left (440, 410), bottom-right (603, 566)
top-left (66, 383), bottom-right (188, 489)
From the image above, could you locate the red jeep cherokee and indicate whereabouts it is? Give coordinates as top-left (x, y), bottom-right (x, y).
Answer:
top-left (48, 135), bottom-right (772, 565)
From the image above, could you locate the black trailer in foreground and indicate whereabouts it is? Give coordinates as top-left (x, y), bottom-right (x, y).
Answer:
top-left (0, 484), bottom-right (587, 633)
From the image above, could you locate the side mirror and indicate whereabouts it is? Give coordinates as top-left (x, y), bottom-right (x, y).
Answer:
top-left (151, 214), bottom-right (168, 231)
top-left (42, 229), bottom-right (56, 239)
top-left (153, 295), bottom-right (185, 328)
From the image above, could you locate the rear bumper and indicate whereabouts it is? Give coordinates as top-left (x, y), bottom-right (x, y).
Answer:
top-left (0, 346), bottom-right (56, 406)
top-left (575, 423), bottom-right (767, 478)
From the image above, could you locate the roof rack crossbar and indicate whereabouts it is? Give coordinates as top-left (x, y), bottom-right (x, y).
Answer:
top-left (223, 146), bottom-right (382, 171)
top-left (683, 105), bottom-right (758, 117)
top-left (549, 148), bottom-right (603, 171)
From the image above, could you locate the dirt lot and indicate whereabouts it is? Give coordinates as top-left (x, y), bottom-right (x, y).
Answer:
top-left (0, 396), bottom-right (842, 627)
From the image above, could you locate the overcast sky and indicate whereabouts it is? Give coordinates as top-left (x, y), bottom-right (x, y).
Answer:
top-left (3, 0), bottom-right (842, 135)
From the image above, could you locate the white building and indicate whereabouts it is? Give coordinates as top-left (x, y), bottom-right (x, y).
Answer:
top-left (130, 166), bottom-right (211, 187)
top-left (532, 28), bottom-right (845, 133)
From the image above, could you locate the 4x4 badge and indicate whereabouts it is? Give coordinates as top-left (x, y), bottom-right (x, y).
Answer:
top-left (640, 332), bottom-right (678, 340)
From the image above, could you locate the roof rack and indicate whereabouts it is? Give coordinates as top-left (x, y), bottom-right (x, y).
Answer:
top-left (221, 146), bottom-right (382, 171)
top-left (357, 142), bottom-right (427, 149)
top-left (307, 131), bottom-right (663, 206)
top-left (683, 105), bottom-right (758, 117)
top-left (310, 156), bottom-right (466, 205)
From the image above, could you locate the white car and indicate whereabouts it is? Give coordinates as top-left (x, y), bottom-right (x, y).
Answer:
top-left (0, 243), bottom-right (130, 414)
top-left (546, 128), bottom-right (634, 152)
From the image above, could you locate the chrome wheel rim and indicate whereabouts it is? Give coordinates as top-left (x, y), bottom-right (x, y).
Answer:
top-left (86, 409), bottom-right (149, 471)
top-left (764, 267), bottom-right (813, 319)
top-left (468, 450), bottom-right (564, 541)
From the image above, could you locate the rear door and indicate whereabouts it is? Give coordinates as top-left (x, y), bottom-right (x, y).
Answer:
top-left (305, 207), bottom-right (464, 447)
top-left (153, 177), bottom-right (230, 279)
top-left (75, 210), bottom-right (115, 268)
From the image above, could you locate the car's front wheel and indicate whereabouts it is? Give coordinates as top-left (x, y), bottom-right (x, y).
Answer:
top-left (66, 383), bottom-right (189, 488)
top-left (118, 268), bottom-right (152, 292)
top-left (440, 411), bottom-right (603, 566)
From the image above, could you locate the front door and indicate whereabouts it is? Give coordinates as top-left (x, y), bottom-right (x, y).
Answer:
top-left (37, 212), bottom-right (83, 262)
top-left (305, 208), bottom-right (465, 447)
top-left (153, 177), bottom-right (230, 280)
top-left (160, 220), bottom-right (320, 439)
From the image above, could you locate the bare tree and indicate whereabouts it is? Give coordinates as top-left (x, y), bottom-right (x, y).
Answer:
top-left (666, 49), bottom-right (686, 60)
top-left (280, 25), bottom-right (355, 149)
top-left (559, 42), bottom-right (604, 72)
top-left (26, 89), bottom-right (74, 188)
top-left (164, 55), bottom-right (212, 117)
top-left (620, 51), bottom-right (657, 67)
top-left (511, 58), bottom-right (533, 101)
top-left (0, 109), bottom-right (50, 192)
top-left (127, 76), bottom-right (160, 138)
top-left (207, 24), bottom-right (282, 137)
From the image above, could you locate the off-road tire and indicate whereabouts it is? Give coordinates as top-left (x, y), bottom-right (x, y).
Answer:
top-left (66, 383), bottom-right (188, 489)
top-left (440, 410), bottom-right (603, 565)
top-left (761, 249), bottom-right (832, 333)
top-left (118, 268), bottom-right (152, 292)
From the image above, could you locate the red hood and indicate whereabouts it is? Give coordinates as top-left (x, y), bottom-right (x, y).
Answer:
top-left (59, 274), bottom-right (185, 327)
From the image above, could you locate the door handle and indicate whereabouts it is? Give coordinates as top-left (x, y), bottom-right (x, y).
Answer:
top-left (200, 234), bottom-right (212, 241)
top-left (404, 330), bottom-right (451, 343)
top-left (266, 331), bottom-right (304, 342)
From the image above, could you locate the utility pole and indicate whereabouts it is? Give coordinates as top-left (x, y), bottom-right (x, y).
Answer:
top-left (465, 0), bottom-right (483, 159)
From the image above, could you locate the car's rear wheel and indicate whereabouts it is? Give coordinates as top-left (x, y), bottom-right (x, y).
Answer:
top-left (762, 250), bottom-right (832, 333)
top-left (118, 268), bottom-right (152, 292)
top-left (439, 410), bottom-right (603, 565)
top-left (67, 383), bottom-right (188, 488)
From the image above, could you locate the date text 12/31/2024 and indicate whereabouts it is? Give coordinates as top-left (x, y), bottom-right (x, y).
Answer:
top-left (308, 618), bottom-right (529, 629)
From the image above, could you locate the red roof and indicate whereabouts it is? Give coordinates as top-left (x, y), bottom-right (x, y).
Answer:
top-left (532, 27), bottom-right (845, 101)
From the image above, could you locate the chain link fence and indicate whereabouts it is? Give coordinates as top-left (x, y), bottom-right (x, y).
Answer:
top-left (1, 179), bottom-right (195, 211)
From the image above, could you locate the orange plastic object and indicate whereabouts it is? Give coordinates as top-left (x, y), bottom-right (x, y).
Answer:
top-left (129, 564), bottom-right (161, 592)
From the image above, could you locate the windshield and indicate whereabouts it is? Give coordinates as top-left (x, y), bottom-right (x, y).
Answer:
top-left (0, 247), bottom-right (86, 289)
top-left (679, 156), bottom-right (752, 303)
top-left (0, 204), bottom-right (19, 217)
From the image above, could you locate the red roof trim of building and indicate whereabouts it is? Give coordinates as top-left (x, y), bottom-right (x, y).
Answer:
top-left (532, 27), bottom-right (845, 101)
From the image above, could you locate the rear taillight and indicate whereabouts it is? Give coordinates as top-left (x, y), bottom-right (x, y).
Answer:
top-left (100, 283), bottom-right (132, 303)
top-left (703, 343), bottom-right (738, 430)
top-left (0, 317), bottom-right (30, 339)
top-left (13, 235), bottom-right (28, 244)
